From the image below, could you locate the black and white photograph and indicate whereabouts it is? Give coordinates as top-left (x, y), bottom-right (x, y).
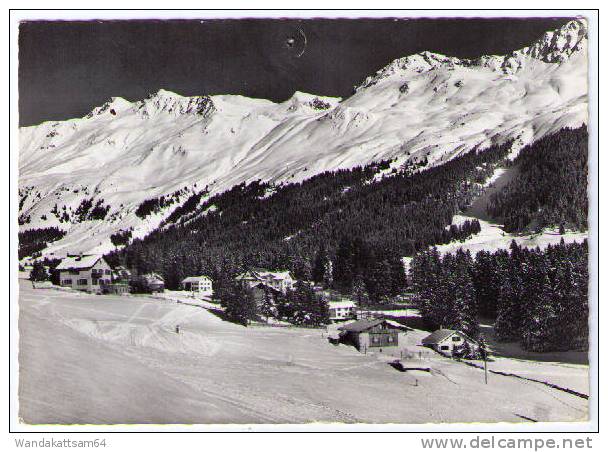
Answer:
top-left (9, 8), bottom-right (599, 434)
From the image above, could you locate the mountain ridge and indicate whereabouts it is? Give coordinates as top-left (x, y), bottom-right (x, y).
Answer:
top-left (18, 19), bottom-right (588, 259)
top-left (356, 18), bottom-right (587, 90)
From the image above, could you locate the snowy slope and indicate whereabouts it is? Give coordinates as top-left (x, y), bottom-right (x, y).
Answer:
top-left (18, 19), bottom-right (588, 258)
top-left (19, 278), bottom-right (588, 423)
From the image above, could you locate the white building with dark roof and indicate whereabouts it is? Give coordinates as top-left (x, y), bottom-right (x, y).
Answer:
top-left (181, 275), bottom-right (213, 295)
top-left (328, 300), bottom-right (356, 321)
top-left (56, 254), bottom-right (113, 293)
top-left (421, 329), bottom-right (479, 357)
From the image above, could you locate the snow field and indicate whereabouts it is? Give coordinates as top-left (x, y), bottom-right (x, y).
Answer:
top-left (19, 279), bottom-right (588, 424)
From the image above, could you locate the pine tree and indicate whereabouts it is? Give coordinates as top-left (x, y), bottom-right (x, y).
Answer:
top-left (495, 241), bottom-right (525, 341)
top-left (473, 249), bottom-right (506, 318)
top-left (278, 281), bottom-right (329, 326)
top-left (368, 258), bottom-right (393, 303)
top-left (308, 293), bottom-right (330, 326)
top-left (546, 240), bottom-right (589, 350)
top-left (352, 275), bottom-right (370, 308)
top-left (275, 291), bottom-right (293, 322)
top-left (450, 249), bottom-right (479, 338)
top-left (259, 287), bottom-right (276, 322)
top-left (411, 247), bottom-right (443, 329)
top-left (292, 254), bottom-right (312, 281)
top-left (520, 250), bottom-right (555, 351)
top-left (312, 245), bottom-right (329, 284)
top-left (221, 281), bottom-right (257, 326)
top-left (389, 257), bottom-right (408, 296)
top-left (30, 261), bottom-right (49, 282)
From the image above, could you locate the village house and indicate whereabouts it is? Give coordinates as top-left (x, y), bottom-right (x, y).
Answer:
top-left (56, 254), bottom-right (113, 294)
top-left (421, 329), bottom-right (480, 357)
top-left (328, 300), bottom-right (356, 321)
top-left (135, 273), bottom-right (165, 293)
top-left (338, 318), bottom-right (410, 352)
top-left (181, 275), bottom-right (213, 295)
top-left (236, 268), bottom-right (296, 293)
top-left (97, 265), bottom-right (132, 295)
top-left (113, 266), bottom-right (132, 282)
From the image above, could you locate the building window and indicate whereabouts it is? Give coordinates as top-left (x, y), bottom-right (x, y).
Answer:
top-left (62, 279), bottom-right (72, 285)
top-left (441, 345), bottom-right (450, 350)
top-left (452, 336), bottom-right (461, 342)
top-left (78, 279), bottom-right (88, 285)
top-left (105, 269), bottom-right (111, 275)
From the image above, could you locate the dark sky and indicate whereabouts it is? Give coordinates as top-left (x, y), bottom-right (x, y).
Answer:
top-left (18, 17), bottom-right (573, 126)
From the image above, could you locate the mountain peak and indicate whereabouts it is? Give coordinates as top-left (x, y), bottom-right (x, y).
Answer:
top-left (284, 91), bottom-right (341, 112)
top-left (356, 19), bottom-right (587, 90)
top-left (515, 18), bottom-right (587, 63)
top-left (135, 89), bottom-right (215, 118)
top-left (85, 97), bottom-right (132, 119)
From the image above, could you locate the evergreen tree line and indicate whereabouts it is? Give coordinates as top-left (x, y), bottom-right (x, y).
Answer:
top-left (107, 141), bottom-right (511, 289)
top-left (215, 279), bottom-right (329, 327)
top-left (135, 196), bottom-right (175, 219)
top-left (18, 227), bottom-right (66, 259)
top-left (447, 219), bottom-right (482, 242)
top-left (410, 239), bottom-right (588, 352)
top-left (134, 187), bottom-right (192, 219)
top-left (311, 238), bottom-right (407, 303)
top-left (486, 126), bottom-right (588, 232)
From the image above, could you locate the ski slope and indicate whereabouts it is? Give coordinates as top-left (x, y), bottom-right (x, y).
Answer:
top-left (18, 20), bottom-right (588, 258)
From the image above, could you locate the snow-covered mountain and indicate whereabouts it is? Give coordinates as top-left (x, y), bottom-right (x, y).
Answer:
top-left (18, 19), bottom-right (588, 258)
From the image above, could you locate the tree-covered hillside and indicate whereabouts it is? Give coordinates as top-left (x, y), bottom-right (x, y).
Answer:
top-left (108, 141), bottom-right (511, 289)
top-left (108, 126), bottom-right (588, 303)
top-left (486, 126), bottom-right (588, 232)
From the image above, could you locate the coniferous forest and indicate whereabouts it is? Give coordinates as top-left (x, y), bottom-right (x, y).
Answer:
top-left (486, 126), bottom-right (588, 232)
top-left (107, 140), bottom-right (511, 291)
top-left (104, 126), bottom-right (590, 349)
top-left (411, 240), bottom-right (588, 352)
top-left (18, 227), bottom-right (66, 259)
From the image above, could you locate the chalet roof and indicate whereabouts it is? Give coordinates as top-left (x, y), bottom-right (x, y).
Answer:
top-left (182, 275), bottom-right (212, 283)
top-left (338, 318), bottom-right (387, 333)
top-left (421, 329), bottom-right (475, 345)
top-left (252, 282), bottom-right (282, 295)
top-left (262, 270), bottom-right (293, 280)
top-left (236, 269), bottom-right (294, 281)
top-left (235, 270), bottom-right (259, 280)
top-left (56, 254), bottom-right (103, 270)
top-left (138, 273), bottom-right (164, 284)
